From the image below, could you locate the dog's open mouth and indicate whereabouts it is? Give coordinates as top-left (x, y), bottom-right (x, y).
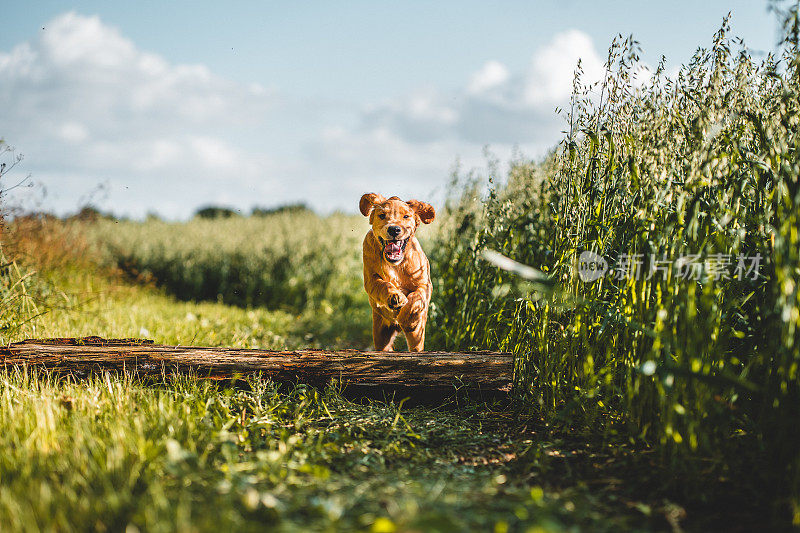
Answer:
top-left (379, 237), bottom-right (408, 263)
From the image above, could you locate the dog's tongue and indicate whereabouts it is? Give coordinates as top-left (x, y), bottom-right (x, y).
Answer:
top-left (386, 241), bottom-right (402, 254)
top-left (385, 240), bottom-right (404, 260)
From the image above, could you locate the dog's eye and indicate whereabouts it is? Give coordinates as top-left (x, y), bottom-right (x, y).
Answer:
top-left (403, 215), bottom-right (410, 219)
top-left (378, 214), bottom-right (386, 219)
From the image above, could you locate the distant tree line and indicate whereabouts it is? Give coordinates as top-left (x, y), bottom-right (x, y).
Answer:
top-left (17, 202), bottom-right (315, 222)
top-left (195, 202), bottom-right (312, 219)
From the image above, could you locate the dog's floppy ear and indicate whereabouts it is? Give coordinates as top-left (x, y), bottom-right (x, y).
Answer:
top-left (407, 200), bottom-right (436, 224)
top-left (359, 193), bottom-right (385, 217)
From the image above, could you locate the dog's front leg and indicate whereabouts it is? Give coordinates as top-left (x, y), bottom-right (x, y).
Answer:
top-left (365, 273), bottom-right (407, 311)
top-left (397, 289), bottom-right (427, 329)
top-left (398, 289), bottom-right (429, 352)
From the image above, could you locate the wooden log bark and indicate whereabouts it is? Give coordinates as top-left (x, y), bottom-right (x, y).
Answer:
top-left (0, 337), bottom-right (514, 397)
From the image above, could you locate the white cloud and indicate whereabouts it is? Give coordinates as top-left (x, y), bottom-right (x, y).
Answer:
top-left (0, 14), bottom-right (609, 218)
top-left (189, 137), bottom-right (240, 170)
top-left (334, 29), bottom-right (605, 153)
top-left (303, 125), bottom-right (495, 210)
top-left (300, 29), bottom-right (610, 207)
top-left (58, 122), bottom-right (89, 144)
top-left (0, 12), bottom-right (274, 218)
top-left (523, 29), bottom-right (604, 106)
top-left (468, 60), bottom-right (511, 94)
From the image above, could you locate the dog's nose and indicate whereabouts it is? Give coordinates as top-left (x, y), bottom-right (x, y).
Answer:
top-left (387, 225), bottom-right (402, 238)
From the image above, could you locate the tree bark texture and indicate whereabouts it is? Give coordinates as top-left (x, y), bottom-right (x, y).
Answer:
top-left (0, 337), bottom-right (514, 397)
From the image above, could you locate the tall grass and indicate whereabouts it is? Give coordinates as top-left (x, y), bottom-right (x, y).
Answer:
top-left (0, 249), bottom-right (44, 343)
top-left (84, 213), bottom-right (365, 313)
top-left (0, 215), bottom-right (71, 344)
top-left (80, 212), bottom-right (372, 347)
top-left (430, 18), bottom-right (800, 519)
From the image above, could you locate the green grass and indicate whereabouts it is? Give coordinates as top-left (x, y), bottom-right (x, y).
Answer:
top-left (428, 18), bottom-right (800, 523)
top-left (77, 212), bottom-right (373, 349)
top-left (29, 264), bottom-right (299, 350)
top-left (0, 256), bottom-right (707, 532)
top-left (2, 10), bottom-right (796, 531)
top-left (4, 227), bottom-right (773, 530)
top-left (0, 368), bottom-right (676, 532)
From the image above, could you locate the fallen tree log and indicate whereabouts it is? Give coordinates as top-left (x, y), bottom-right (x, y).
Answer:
top-left (0, 337), bottom-right (514, 399)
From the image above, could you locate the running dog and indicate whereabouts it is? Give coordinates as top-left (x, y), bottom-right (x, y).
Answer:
top-left (359, 193), bottom-right (435, 351)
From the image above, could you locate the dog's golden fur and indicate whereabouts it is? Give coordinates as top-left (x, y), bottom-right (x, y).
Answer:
top-left (359, 193), bottom-right (435, 352)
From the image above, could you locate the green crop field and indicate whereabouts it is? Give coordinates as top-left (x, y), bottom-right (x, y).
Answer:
top-left (1, 11), bottom-right (799, 532)
top-left (82, 211), bottom-right (372, 349)
top-left (0, 225), bottom-right (677, 532)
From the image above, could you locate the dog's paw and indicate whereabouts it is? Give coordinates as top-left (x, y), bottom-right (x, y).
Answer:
top-left (398, 297), bottom-right (425, 329)
top-left (387, 290), bottom-right (408, 310)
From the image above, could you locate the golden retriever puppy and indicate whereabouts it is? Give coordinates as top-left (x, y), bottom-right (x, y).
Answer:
top-left (359, 193), bottom-right (435, 352)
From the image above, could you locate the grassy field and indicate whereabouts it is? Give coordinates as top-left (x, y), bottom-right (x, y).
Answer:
top-left (1, 11), bottom-right (798, 532)
top-left (0, 368), bottom-right (687, 532)
top-left (80, 211), bottom-right (373, 349)
top-left (0, 202), bottom-right (782, 531)
top-left (0, 236), bottom-right (713, 532)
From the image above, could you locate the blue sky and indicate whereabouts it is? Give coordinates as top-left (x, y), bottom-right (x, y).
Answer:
top-left (0, 1), bottom-right (780, 218)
